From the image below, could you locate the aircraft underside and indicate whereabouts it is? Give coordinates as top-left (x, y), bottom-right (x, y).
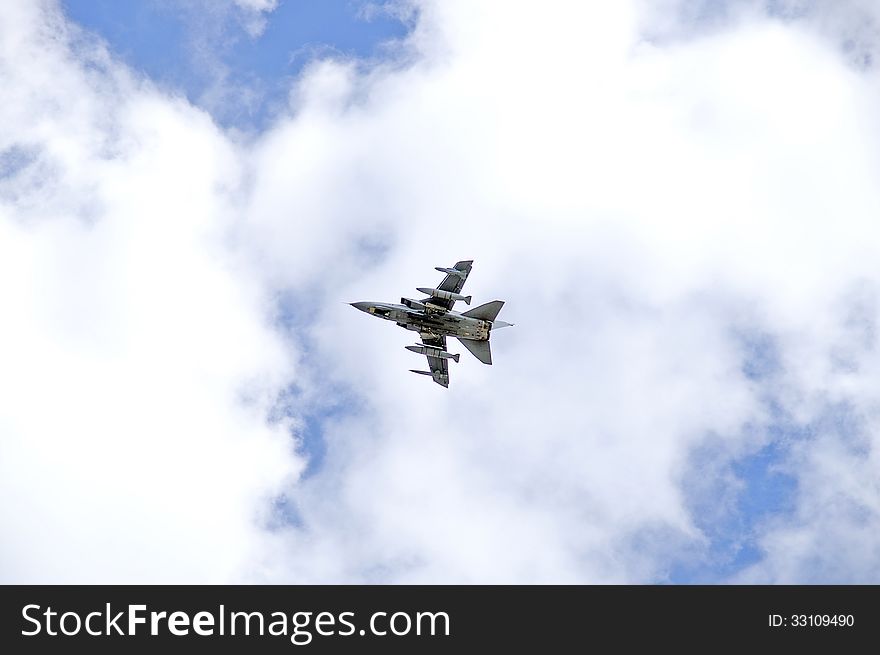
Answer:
top-left (350, 260), bottom-right (511, 387)
top-left (398, 314), bottom-right (491, 341)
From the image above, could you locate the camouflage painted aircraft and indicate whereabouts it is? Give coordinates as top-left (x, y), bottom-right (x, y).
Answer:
top-left (350, 260), bottom-right (513, 387)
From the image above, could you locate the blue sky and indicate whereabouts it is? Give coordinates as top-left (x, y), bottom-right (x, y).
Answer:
top-left (3, 0), bottom-right (878, 584)
top-left (62, 0), bottom-right (410, 128)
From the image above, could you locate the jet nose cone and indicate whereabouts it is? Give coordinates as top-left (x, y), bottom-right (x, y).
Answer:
top-left (350, 302), bottom-right (371, 313)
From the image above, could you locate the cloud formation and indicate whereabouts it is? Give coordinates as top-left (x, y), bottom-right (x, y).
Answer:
top-left (2, 0), bottom-right (879, 583)
top-left (0, 1), bottom-right (300, 582)
top-left (248, 0), bottom-right (880, 583)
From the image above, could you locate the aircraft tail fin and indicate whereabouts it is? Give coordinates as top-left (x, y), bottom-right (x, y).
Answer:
top-left (462, 300), bottom-right (504, 322)
top-left (456, 337), bottom-right (492, 365)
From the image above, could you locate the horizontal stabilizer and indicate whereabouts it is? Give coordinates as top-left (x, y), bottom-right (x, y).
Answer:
top-left (456, 337), bottom-right (492, 365)
top-left (462, 300), bottom-right (504, 322)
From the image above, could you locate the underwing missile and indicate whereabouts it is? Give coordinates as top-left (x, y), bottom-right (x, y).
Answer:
top-left (416, 287), bottom-right (472, 305)
top-left (405, 344), bottom-right (461, 362)
top-left (435, 267), bottom-right (466, 278)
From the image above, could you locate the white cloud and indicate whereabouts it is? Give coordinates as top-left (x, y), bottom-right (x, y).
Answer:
top-left (231, 0), bottom-right (279, 37)
top-left (0, 1), bottom-right (301, 582)
top-left (233, 0), bottom-right (277, 11)
top-left (244, 0), bottom-right (880, 582)
top-left (3, 0), bottom-right (880, 583)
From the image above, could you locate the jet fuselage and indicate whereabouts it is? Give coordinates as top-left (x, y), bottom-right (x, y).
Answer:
top-left (350, 302), bottom-right (493, 340)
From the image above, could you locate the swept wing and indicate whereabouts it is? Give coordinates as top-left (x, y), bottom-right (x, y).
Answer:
top-left (419, 260), bottom-right (473, 311)
top-left (410, 334), bottom-right (450, 387)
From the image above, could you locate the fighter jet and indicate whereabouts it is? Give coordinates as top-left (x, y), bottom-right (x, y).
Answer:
top-left (350, 260), bottom-right (513, 387)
